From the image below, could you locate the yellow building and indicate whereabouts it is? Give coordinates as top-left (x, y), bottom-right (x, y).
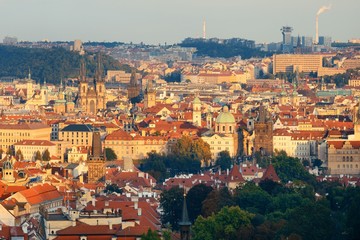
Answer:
top-left (327, 140), bottom-right (360, 175)
top-left (202, 106), bottom-right (238, 159)
top-left (348, 79), bottom-right (360, 87)
top-left (105, 129), bottom-right (168, 160)
top-left (59, 124), bottom-right (96, 147)
top-left (0, 123), bottom-right (51, 153)
top-left (273, 54), bottom-right (323, 74)
top-left (14, 140), bottom-right (57, 161)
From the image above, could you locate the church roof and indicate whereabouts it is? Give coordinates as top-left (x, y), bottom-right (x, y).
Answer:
top-left (261, 164), bottom-right (280, 182)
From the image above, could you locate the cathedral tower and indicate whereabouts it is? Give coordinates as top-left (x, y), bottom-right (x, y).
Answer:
top-left (144, 79), bottom-right (156, 109)
top-left (192, 96), bottom-right (202, 126)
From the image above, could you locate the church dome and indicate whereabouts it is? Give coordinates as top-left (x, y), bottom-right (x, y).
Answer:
top-left (216, 106), bottom-right (235, 124)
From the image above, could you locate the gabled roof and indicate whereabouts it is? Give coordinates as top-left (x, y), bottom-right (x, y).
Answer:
top-left (261, 164), bottom-right (280, 182)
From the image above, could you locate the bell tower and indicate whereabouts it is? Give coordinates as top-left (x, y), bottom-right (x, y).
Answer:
top-left (79, 58), bottom-right (88, 109)
top-left (95, 53), bottom-right (106, 110)
top-left (192, 96), bottom-right (201, 126)
top-left (144, 80), bottom-right (156, 109)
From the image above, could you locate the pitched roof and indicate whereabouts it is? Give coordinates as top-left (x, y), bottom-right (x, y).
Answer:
top-left (261, 164), bottom-right (280, 182)
top-left (61, 124), bottom-right (98, 132)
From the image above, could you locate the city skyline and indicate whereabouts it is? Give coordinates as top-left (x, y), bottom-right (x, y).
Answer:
top-left (0, 0), bottom-right (359, 44)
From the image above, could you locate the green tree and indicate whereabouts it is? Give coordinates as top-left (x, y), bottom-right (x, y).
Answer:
top-left (272, 152), bottom-right (315, 184)
top-left (35, 150), bottom-right (42, 161)
top-left (42, 149), bottom-right (51, 161)
top-left (187, 184), bottom-right (213, 222)
top-left (234, 182), bottom-right (272, 215)
top-left (141, 228), bottom-right (160, 240)
top-left (216, 150), bottom-right (232, 170)
top-left (192, 206), bottom-right (255, 240)
top-left (160, 187), bottom-right (183, 230)
top-left (282, 202), bottom-right (335, 240)
top-left (105, 183), bottom-right (123, 194)
top-left (202, 187), bottom-right (235, 217)
top-left (105, 148), bottom-right (117, 161)
top-left (15, 149), bottom-right (24, 161)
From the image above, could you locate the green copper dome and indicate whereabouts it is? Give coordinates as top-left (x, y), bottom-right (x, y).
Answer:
top-left (216, 106), bottom-right (235, 124)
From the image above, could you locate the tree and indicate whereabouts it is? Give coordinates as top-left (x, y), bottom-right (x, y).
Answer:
top-left (216, 150), bottom-right (232, 170)
top-left (105, 183), bottom-right (123, 194)
top-left (35, 150), bottom-right (42, 161)
top-left (282, 202), bottom-right (335, 240)
top-left (202, 187), bottom-right (235, 217)
top-left (187, 184), bottom-right (213, 222)
top-left (105, 148), bottom-right (117, 161)
top-left (313, 159), bottom-right (323, 168)
top-left (192, 206), bottom-right (255, 240)
top-left (15, 149), bottom-right (24, 161)
top-left (272, 152), bottom-right (315, 184)
top-left (160, 187), bottom-right (184, 230)
top-left (42, 149), bottom-right (51, 161)
top-left (141, 228), bottom-right (160, 240)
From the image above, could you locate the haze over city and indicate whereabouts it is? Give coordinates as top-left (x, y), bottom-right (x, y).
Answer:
top-left (0, 0), bottom-right (359, 44)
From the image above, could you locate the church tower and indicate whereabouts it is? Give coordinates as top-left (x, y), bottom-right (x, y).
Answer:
top-left (179, 193), bottom-right (191, 240)
top-left (87, 131), bottom-right (105, 184)
top-left (254, 105), bottom-right (273, 156)
top-left (144, 80), bottom-right (156, 109)
top-left (127, 69), bottom-right (140, 101)
top-left (79, 58), bottom-right (88, 109)
top-left (192, 96), bottom-right (202, 126)
top-left (354, 103), bottom-right (360, 140)
top-left (95, 54), bottom-right (106, 111)
top-left (2, 156), bottom-right (15, 182)
top-left (206, 111), bottom-right (213, 130)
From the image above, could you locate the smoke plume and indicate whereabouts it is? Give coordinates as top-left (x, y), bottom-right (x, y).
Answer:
top-left (317, 4), bottom-right (332, 16)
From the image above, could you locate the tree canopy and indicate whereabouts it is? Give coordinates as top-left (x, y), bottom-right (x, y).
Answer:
top-left (105, 148), bottom-right (117, 161)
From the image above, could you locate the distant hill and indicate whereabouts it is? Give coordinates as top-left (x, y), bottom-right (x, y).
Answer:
top-left (179, 38), bottom-right (270, 59)
top-left (0, 45), bottom-right (122, 84)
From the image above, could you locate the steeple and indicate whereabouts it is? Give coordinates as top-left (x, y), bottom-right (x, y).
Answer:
top-left (95, 53), bottom-right (103, 82)
top-left (80, 58), bottom-right (86, 82)
top-left (28, 68), bottom-right (31, 80)
top-left (179, 192), bottom-right (191, 240)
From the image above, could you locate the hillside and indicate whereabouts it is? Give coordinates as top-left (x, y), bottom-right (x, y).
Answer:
top-left (0, 45), bottom-right (122, 84)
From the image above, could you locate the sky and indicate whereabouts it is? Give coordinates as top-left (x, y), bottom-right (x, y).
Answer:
top-left (0, 0), bottom-right (359, 44)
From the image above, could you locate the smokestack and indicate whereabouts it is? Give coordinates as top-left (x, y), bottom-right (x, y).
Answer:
top-left (203, 20), bottom-right (206, 39)
top-left (315, 5), bottom-right (332, 44)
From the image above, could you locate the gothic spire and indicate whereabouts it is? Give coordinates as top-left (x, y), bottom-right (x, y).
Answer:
top-left (179, 193), bottom-right (191, 227)
top-left (80, 58), bottom-right (86, 82)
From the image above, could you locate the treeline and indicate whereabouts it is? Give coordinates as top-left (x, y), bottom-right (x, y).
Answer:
top-left (0, 45), bottom-right (122, 84)
top-left (179, 40), bottom-right (269, 59)
top-left (160, 153), bottom-right (360, 239)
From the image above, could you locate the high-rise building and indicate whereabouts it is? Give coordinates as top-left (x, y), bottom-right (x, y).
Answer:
top-left (302, 36), bottom-right (314, 48)
top-left (273, 54), bottom-right (323, 74)
top-left (281, 26), bottom-right (293, 53)
top-left (318, 36), bottom-right (332, 48)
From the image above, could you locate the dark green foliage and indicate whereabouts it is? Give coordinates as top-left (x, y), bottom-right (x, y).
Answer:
top-left (202, 187), bottom-right (235, 217)
top-left (323, 68), bottom-right (360, 87)
top-left (42, 149), bottom-right (51, 161)
top-left (272, 152), bottom-right (316, 184)
top-left (0, 45), bottom-right (121, 84)
top-left (163, 70), bottom-right (181, 82)
top-left (186, 184), bottom-right (213, 222)
top-left (234, 183), bottom-right (272, 215)
top-left (35, 150), bottom-right (42, 161)
top-left (215, 150), bottom-right (232, 170)
top-left (180, 40), bottom-right (268, 59)
top-left (105, 148), bottom-right (117, 161)
top-left (192, 206), bottom-right (255, 240)
top-left (160, 187), bottom-right (184, 230)
top-left (282, 202), bottom-right (335, 240)
top-left (141, 228), bottom-right (160, 240)
top-left (105, 183), bottom-right (122, 194)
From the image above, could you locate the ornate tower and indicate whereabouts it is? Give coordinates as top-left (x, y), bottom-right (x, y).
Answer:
top-left (79, 58), bottom-right (88, 109)
top-left (144, 80), bottom-right (156, 109)
top-left (127, 69), bottom-right (140, 101)
top-left (192, 96), bottom-right (202, 126)
top-left (87, 131), bottom-right (105, 184)
top-left (254, 105), bottom-right (273, 156)
top-left (2, 156), bottom-right (15, 182)
top-left (206, 111), bottom-right (213, 130)
top-left (40, 79), bottom-right (48, 105)
top-left (179, 193), bottom-right (191, 240)
top-left (95, 54), bottom-right (106, 111)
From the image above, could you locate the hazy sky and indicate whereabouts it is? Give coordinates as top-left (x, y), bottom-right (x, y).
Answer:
top-left (0, 0), bottom-right (359, 44)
